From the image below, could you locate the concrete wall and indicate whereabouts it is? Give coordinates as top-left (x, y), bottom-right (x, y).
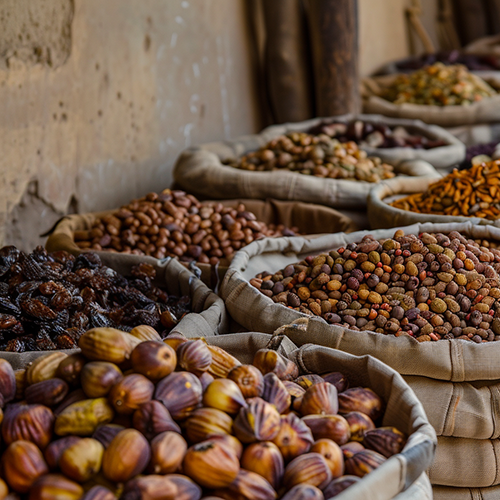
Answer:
top-left (0, 0), bottom-right (439, 250)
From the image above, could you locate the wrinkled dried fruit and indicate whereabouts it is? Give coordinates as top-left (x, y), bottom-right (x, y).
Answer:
top-left (344, 412), bottom-right (376, 442)
top-left (102, 429), bottom-right (151, 483)
top-left (55, 398), bottom-right (114, 436)
top-left (272, 413), bottom-right (314, 462)
top-left (338, 388), bottom-right (383, 422)
top-left (363, 427), bottom-right (407, 458)
top-left (81, 362), bottom-right (123, 398)
top-left (26, 352), bottom-right (68, 385)
top-left (253, 349), bottom-right (299, 381)
top-left (0, 479), bottom-right (7, 500)
top-left (25, 378), bottom-right (69, 407)
top-left (310, 439), bottom-right (344, 479)
top-left (0, 358), bottom-right (16, 403)
top-left (302, 414), bottom-right (351, 445)
top-left (92, 424), bottom-right (126, 448)
top-left (341, 441), bottom-right (365, 460)
top-left (323, 475), bottom-right (361, 498)
top-left (300, 382), bottom-right (338, 416)
top-left (81, 485), bottom-right (116, 500)
top-left (228, 364), bottom-right (264, 398)
top-left (132, 400), bottom-right (180, 440)
top-left (206, 434), bottom-right (243, 460)
top-left (214, 469), bottom-right (277, 500)
top-left (294, 375), bottom-right (324, 390)
top-left (203, 378), bottom-right (247, 415)
top-left (79, 328), bottom-right (138, 364)
top-left (44, 436), bottom-right (81, 470)
top-left (130, 341), bottom-right (177, 382)
top-left (233, 397), bottom-right (281, 443)
top-left (2, 440), bottom-right (49, 493)
top-left (240, 441), bottom-right (284, 489)
top-left (344, 449), bottom-right (386, 478)
top-left (56, 354), bottom-right (86, 387)
top-left (29, 473), bottom-right (83, 500)
top-left (198, 371), bottom-right (215, 391)
top-left (283, 452), bottom-right (332, 491)
top-left (129, 325), bottom-right (162, 342)
top-left (167, 474), bottom-right (203, 500)
top-left (183, 439), bottom-right (239, 489)
top-left (121, 475), bottom-right (177, 500)
top-left (185, 407), bottom-right (233, 444)
top-left (206, 344), bottom-right (242, 378)
top-left (149, 431), bottom-right (187, 474)
top-left (322, 372), bottom-right (349, 393)
top-left (262, 373), bottom-right (291, 414)
top-left (177, 339), bottom-right (212, 375)
top-left (281, 484), bottom-right (324, 500)
top-left (108, 373), bottom-right (154, 414)
top-left (59, 438), bottom-right (104, 482)
top-left (163, 332), bottom-right (188, 352)
top-left (14, 369), bottom-right (27, 400)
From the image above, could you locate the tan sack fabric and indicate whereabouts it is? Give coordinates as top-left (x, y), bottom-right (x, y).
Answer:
top-left (206, 333), bottom-right (436, 500)
top-left (465, 35), bottom-right (500, 56)
top-left (261, 114), bottom-right (465, 170)
top-left (362, 74), bottom-right (500, 127)
top-left (45, 199), bottom-right (356, 288)
top-left (366, 176), bottom-right (500, 230)
top-left (433, 484), bottom-right (500, 499)
top-left (446, 122), bottom-right (500, 147)
top-left (0, 255), bottom-right (228, 369)
top-left (173, 117), bottom-right (441, 210)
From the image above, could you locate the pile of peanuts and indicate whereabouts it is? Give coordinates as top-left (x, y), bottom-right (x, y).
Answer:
top-left (391, 161), bottom-right (500, 220)
top-left (75, 190), bottom-right (298, 264)
top-left (251, 230), bottom-right (500, 342)
top-left (224, 132), bottom-right (396, 182)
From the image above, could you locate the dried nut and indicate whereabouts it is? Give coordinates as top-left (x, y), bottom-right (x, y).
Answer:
top-left (213, 469), bottom-right (277, 500)
top-left (322, 372), bottom-right (349, 393)
top-left (272, 413), bottom-right (314, 462)
top-left (0, 358), bottom-right (16, 403)
top-left (344, 412), bottom-right (376, 442)
top-left (300, 382), bottom-right (338, 416)
top-left (102, 429), bottom-right (151, 483)
top-left (294, 375), bottom-right (324, 390)
top-left (206, 434), bottom-right (244, 460)
top-left (183, 439), bottom-right (239, 489)
top-left (177, 339), bottom-right (212, 375)
top-left (322, 475), bottom-right (361, 498)
top-left (129, 325), bottom-right (162, 342)
top-left (121, 475), bottom-right (177, 500)
top-left (233, 397), bottom-right (281, 443)
top-left (341, 441), bottom-right (365, 459)
top-left (206, 344), bottom-right (241, 378)
top-left (344, 449), bottom-right (386, 477)
top-left (54, 389), bottom-right (87, 416)
top-left (363, 427), bottom-right (407, 458)
top-left (2, 403), bottom-right (54, 449)
top-left (59, 438), bottom-right (104, 482)
top-left (338, 388), bottom-right (383, 421)
top-left (253, 349), bottom-right (299, 381)
top-left (26, 352), bottom-right (68, 385)
top-left (81, 485), bottom-right (117, 500)
top-left (132, 400), bottom-right (180, 440)
top-left (198, 371), bottom-right (215, 391)
top-left (55, 398), bottom-right (114, 436)
top-left (166, 474), bottom-right (203, 500)
top-left (302, 414), bottom-right (351, 445)
top-left (262, 373), bottom-right (291, 414)
top-left (149, 431), bottom-right (188, 474)
top-left (2, 440), bottom-right (49, 493)
top-left (92, 424), bottom-right (126, 448)
top-left (29, 473), bottom-right (84, 500)
top-left (56, 353), bottom-right (86, 387)
top-left (130, 341), bottom-right (177, 381)
top-left (281, 484), bottom-right (324, 500)
top-left (240, 441), bottom-right (284, 489)
top-left (283, 452), bottom-right (332, 491)
top-left (81, 362), bottom-right (123, 398)
top-left (44, 436), bottom-right (81, 470)
top-left (155, 371), bottom-right (203, 420)
top-left (202, 378), bottom-right (247, 415)
top-left (185, 407), bottom-right (233, 444)
top-left (108, 373), bottom-right (154, 414)
top-left (310, 439), bottom-right (344, 478)
top-left (25, 378), bottom-right (69, 407)
top-left (78, 328), bottom-right (139, 364)
top-left (14, 369), bottom-right (27, 400)
top-left (228, 364), bottom-right (264, 398)
top-left (163, 332), bottom-right (188, 352)
top-left (0, 479), bottom-right (7, 500)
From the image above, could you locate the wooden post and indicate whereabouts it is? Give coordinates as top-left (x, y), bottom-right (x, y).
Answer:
top-left (307, 0), bottom-right (360, 116)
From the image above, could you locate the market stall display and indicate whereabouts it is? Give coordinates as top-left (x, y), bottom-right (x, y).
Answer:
top-left (219, 222), bottom-right (500, 489)
top-left (0, 328), bottom-right (436, 499)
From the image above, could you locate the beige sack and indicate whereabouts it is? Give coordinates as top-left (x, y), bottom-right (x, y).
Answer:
top-left (0, 256), bottom-right (227, 369)
top-left (363, 74), bottom-right (500, 127)
top-left (366, 176), bottom-right (500, 230)
top-left (173, 116), bottom-right (441, 210)
top-left (45, 199), bottom-right (356, 288)
top-left (465, 35), bottom-right (500, 56)
top-left (446, 122), bottom-right (500, 147)
top-left (433, 484), bottom-right (500, 499)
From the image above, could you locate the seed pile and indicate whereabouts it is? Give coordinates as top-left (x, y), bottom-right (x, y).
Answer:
top-left (251, 230), bottom-right (500, 342)
top-left (308, 120), bottom-right (447, 150)
top-left (224, 132), bottom-right (396, 182)
top-left (391, 161), bottom-right (500, 219)
top-left (75, 190), bottom-right (299, 264)
top-left (0, 246), bottom-right (190, 352)
top-left (0, 327), bottom-right (407, 499)
top-left (382, 63), bottom-right (497, 106)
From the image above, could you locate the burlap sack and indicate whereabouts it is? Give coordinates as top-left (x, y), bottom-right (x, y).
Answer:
top-left (45, 199), bottom-right (356, 288)
top-left (261, 114), bottom-right (465, 170)
top-left (173, 117), bottom-right (441, 210)
top-left (362, 74), bottom-right (500, 127)
top-left (465, 35), bottom-right (500, 56)
top-left (446, 122), bottom-right (500, 147)
top-left (366, 176), bottom-right (500, 230)
top-left (433, 484), bottom-right (500, 499)
top-left (0, 255), bottom-right (227, 369)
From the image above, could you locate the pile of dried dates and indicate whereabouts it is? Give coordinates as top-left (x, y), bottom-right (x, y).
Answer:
top-left (75, 190), bottom-right (299, 264)
top-left (251, 230), bottom-right (500, 342)
top-left (0, 326), bottom-right (407, 499)
top-left (308, 120), bottom-right (448, 150)
top-left (0, 246), bottom-right (190, 352)
top-left (223, 132), bottom-right (396, 182)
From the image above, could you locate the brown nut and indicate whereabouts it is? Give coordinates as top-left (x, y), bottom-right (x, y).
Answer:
top-left (29, 473), bottom-right (84, 500)
top-left (81, 362), bottom-right (123, 398)
top-left (233, 397), bottom-right (281, 444)
top-left (129, 325), bottom-right (162, 342)
top-left (92, 424), bottom-right (126, 448)
top-left (310, 439), bottom-right (344, 479)
top-left (149, 431), bottom-right (188, 474)
top-left (262, 373), bottom-right (291, 414)
top-left (323, 475), bottom-right (361, 498)
top-left (177, 339), bottom-right (212, 375)
top-left (283, 452), bottom-right (332, 491)
top-left (240, 441), bottom-right (284, 489)
top-left (338, 388), bottom-right (384, 422)
top-left (121, 475), bottom-right (177, 500)
top-left (185, 407), bottom-right (233, 444)
top-left (300, 382), bottom-right (338, 416)
top-left (130, 341), bottom-right (177, 382)
top-left (26, 352), bottom-right (68, 386)
top-left (228, 364), bottom-right (264, 399)
top-left (202, 378), bottom-right (247, 416)
top-left (206, 344), bottom-right (241, 378)
top-left (25, 378), bottom-right (69, 407)
top-left (56, 353), bottom-right (86, 387)
top-left (0, 358), bottom-right (16, 404)
top-left (302, 414), bottom-right (351, 445)
top-left (344, 411), bottom-right (376, 442)
top-left (108, 373), bottom-right (154, 415)
top-left (213, 469), bottom-right (277, 500)
top-left (344, 449), bottom-right (386, 478)
top-left (59, 438), bottom-right (104, 482)
top-left (132, 400), bottom-right (180, 440)
top-left (253, 349), bottom-right (299, 381)
top-left (272, 413), bottom-right (314, 462)
top-left (281, 484), bottom-right (324, 500)
top-left (55, 398), bottom-right (114, 436)
top-left (44, 436), bottom-right (81, 470)
top-left (78, 328), bottom-right (139, 364)
top-left (81, 485), bottom-right (117, 500)
top-left (363, 426), bottom-right (407, 458)
top-left (322, 372), bottom-right (349, 393)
